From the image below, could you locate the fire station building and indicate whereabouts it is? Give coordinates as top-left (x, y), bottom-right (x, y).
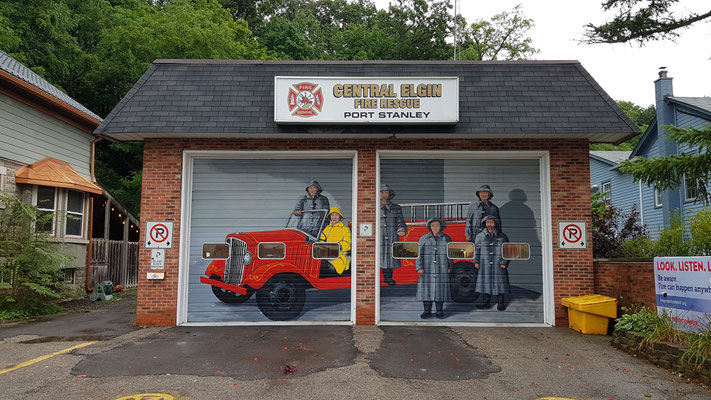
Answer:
top-left (95, 60), bottom-right (638, 327)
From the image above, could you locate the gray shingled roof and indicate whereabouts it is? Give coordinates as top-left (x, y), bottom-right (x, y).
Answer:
top-left (590, 150), bottom-right (631, 164)
top-left (0, 50), bottom-right (101, 121)
top-left (668, 96), bottom-right (711, 116)
top-left (95, 60), bottom-right (639, 140)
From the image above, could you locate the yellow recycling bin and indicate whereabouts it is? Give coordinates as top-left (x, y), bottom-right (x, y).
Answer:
top-left (561, 294), bottom-right (617, 335)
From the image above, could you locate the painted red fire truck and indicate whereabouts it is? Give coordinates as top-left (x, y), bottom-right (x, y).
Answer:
top-left (200, 202), bottom-right (477, 321)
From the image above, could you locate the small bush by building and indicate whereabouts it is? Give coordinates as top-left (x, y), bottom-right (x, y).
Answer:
top-left (0, 194), bottom-right (73, 320)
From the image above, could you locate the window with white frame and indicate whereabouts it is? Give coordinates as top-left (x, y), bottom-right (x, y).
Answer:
top-left (654, 188), bottom-right (663, 207)
top-left (684, 175), bottom-right (698, 202)
top-left (35, 186), bottom-right (57, 233)
top-left (601, 181), bottom-right (611, 205)
top-left (65, 190), bottom-right (84, 237)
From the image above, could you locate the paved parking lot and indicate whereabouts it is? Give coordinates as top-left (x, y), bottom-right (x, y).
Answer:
top-left (1, 297), bottom-right (709, 400)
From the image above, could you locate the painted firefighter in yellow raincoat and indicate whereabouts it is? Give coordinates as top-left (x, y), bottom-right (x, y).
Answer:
top-left (318, 207), bottom-right (351, 274)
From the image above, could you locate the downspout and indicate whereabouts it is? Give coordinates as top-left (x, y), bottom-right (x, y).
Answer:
top-left (85, 137), bottom-right (103, 293)
top-left (639, 181), bottom-right (644, 226)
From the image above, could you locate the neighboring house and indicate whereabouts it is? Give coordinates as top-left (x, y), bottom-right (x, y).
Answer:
top-left (590, 70), bottom-right (711, 238)
top-left (0, 50), bottom-right (138, 289)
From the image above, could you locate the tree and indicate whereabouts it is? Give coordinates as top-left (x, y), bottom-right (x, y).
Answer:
top-left (459, 5), bottom-right (538, 61)
top-left (95, 141), bottom-right (144, 215)
top-left (590, 100), bottom-right (655, 151)
top-left (619, 123), bottom-right (711, 203)
top-left (373, 0), bottom-right (453, 60)
top-left (591, 193), bottom-right (647, 258)
top-left (583, 0), bottom-right (711, 44)
top-left (88, 0), bottom-right (268, 116)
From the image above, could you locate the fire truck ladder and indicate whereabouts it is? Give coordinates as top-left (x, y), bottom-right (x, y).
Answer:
top-left (398, 202), bottom-right (471, 225)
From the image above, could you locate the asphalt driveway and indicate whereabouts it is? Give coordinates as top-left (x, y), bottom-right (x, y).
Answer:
top-left (1, 296), bottom-right (709, 400)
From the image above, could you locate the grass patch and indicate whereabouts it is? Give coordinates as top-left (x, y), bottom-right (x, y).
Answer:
top-left (681, 318), bottom-right (711, 371)
top-left (0, 302), bottom-right (65, 321)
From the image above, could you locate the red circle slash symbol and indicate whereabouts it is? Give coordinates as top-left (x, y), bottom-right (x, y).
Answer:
top-left (563, 224), bottom-right (582, 243)
top-left (150, 224), bottom-right (169, 243)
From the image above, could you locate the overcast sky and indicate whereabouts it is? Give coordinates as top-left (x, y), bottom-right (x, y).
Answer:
top-left (373, 0), bottom-right (711, 106)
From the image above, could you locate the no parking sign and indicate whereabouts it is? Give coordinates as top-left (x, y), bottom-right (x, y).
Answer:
top-left (558, 221), bottom-right (586, 249)
top-left (145, 221), bottom-right (174, 249)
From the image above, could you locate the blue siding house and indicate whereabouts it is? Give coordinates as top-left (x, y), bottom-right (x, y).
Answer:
top-left (590, 70), bottom-right (711, 238)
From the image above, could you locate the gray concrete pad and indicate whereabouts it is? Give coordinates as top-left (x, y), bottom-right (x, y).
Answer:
top-left (369, 326), bottom-right (499, 380)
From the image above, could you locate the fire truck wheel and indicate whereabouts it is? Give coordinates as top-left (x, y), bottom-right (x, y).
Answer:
top-left (449, 262), bottom-right (479, 303)
top-left (256, 275), bottom-right (306, 321)
top-left (210, 275), bottom-right (254, 304)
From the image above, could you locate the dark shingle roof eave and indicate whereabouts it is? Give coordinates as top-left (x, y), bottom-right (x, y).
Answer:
top-left (667, 96), bottom-right (711, 120)
top-left (95, 64), bottom-right (158, 136)
top-left (97, 60), bottom-right (641, 140)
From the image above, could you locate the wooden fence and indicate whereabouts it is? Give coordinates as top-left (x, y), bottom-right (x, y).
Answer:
top-left (91, 239), bottom-right (139, 288)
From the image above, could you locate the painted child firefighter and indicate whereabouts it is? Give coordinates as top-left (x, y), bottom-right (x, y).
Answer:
top-left (380, 184), bottom-right (407, 286)
top-left (474, 215), bottom-right (511, 311)
top-left (319, 207), bottom-right (351, 275)
top-left (415, 217), bottom-right (453, 319)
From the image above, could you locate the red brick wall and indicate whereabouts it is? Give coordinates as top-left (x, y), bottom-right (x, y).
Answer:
top-left (593, 260), bottom-right (656, 311)
top-left (137, 138), bottom-right (593, 327)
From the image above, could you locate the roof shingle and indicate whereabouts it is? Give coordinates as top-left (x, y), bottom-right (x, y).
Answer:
top-left (0, 50), bottom-right (102, 122)
top-left (95, 60), bottom-right (640, 140)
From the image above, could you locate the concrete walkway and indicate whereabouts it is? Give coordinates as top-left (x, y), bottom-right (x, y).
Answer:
top-left (1, 299), bottom-right (709, 399)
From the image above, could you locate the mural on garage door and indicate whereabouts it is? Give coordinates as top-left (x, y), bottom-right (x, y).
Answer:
top-left (379, 158), bottom-right (544, 323)
top-left (188, 158), bottom-right (353, 323)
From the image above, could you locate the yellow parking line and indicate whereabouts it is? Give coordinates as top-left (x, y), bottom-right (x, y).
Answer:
top-left (0, 341), bottom-right (98, 375)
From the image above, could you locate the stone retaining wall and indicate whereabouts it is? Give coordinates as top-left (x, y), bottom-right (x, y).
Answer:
top-left (611, 330), bottom-right (711, 385)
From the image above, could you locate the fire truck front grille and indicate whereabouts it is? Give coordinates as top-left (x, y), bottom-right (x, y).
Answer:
top-left (224, 237), bottom-right (247, 285)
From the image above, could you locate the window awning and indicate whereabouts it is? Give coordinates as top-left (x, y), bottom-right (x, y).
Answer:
top-left (15, 158), bottom-right (102, 195)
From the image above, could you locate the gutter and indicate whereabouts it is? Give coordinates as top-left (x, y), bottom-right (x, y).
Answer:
top-left (85, 137), bottom-right (103, 293)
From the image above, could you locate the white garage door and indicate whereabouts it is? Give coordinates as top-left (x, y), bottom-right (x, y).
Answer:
top-left (378, 156), bottom-right (547, 324)
top-left (185, 156), bottom-right (354, 324)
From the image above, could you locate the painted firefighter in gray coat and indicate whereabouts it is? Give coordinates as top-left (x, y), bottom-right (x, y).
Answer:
top-left (415, 217), bottom-right (452, 319)
top-left (294, 180), bottom-right (330, 237)
top-left (380, 184), bottom-right (407, 286)
top-left (465, 185), bottom-right (502, 242)
top-left (474, 215), bottom-right (511, 310)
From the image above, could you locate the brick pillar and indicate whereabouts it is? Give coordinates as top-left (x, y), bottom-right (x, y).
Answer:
top-left (550, 140), bottom-right (595, 326)
top-left (135, 139), bottom-right (183, 326)
top-left (355, 146), bottom-right (376, 324)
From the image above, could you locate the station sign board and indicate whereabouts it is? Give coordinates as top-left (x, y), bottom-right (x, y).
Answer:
top-left (274, 77), bottom-right (459, 124)
top-left (654, 256), bottom-right (711, 332)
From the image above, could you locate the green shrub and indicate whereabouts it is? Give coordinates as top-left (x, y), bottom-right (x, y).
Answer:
top-left (615, 306), bottom-right (662, 334)
top-left (0, 193), bottom-right (73, 320)
top-left (653, 211), bottom-right (692, 256)
top-left (689, 208), bottom-right (711, 256)
top-left (616, 307), bottom-right (688, 349)
top-left (619, 236), bottom-right (655, 258)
